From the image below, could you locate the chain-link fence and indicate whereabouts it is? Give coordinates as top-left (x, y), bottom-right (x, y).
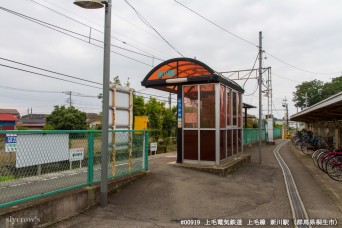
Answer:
top-left (0, 130), bottom-right (148, 209)
top-left (243, 128), bottom-right (281, 144)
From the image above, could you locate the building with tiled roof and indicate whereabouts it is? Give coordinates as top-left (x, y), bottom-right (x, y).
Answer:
top-left (0, 109), bottom-right (20, 118)
top-left (0, 114), bottom-right (17, 133)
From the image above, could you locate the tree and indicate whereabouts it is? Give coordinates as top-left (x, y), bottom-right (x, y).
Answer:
top-left (292, 79), bottom-right (324, 109)
top-left (98, 76), bottom-right (129, 100)
top-left (292, 76), bottom-right (342, 109)
top-left (133, 95), bottom-right (146, 117)
top-left (46, 106), bottom-right (87, 130)
top-left (145, 98), bottom-right (165, 142)
top-left (162, 107), bottom-right (177, 144)
top-left (321, 76), bottom-right (342, 100)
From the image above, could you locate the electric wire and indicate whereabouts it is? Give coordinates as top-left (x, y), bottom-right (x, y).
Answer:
top-left (0, 85), bottom-right (61, 94)
top-left (272, 72), bottom-right (301, 83)
top-left (124, 0), bottom-right (184, 57)
top-left (243, 81), bottom-right (259, 97)
top-left (134, 91), bottom-right (177, 100)
top-left (0, 63), bottom-right (102, 89)
top-left (0, 7), bottom-right (153, 66)
top-left (174, 0), bottom-right (257, 48)
top-left (174, 1), bottom-right (341, 75)
top-left (265, 51), bottom-right (341, 76)
top-left (242, 53), bottom-right (259, 89)
top-left (26, 0), bottom-right (167, 60)
top-left (30, 0), bottom-right (173, 59)
top-left (0, 57), bottom-right (102, 86)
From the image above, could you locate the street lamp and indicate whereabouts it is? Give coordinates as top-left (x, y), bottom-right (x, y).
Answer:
top-left (74, 0), bottom-right (112, 207)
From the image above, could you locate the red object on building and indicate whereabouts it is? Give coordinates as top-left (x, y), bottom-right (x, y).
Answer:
top-left (0, 114), bottom-right (18, 122)
top-left (0, 114), bottom-right (17, 137)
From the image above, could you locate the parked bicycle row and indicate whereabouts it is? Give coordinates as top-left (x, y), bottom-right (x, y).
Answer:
top-left (312, 149), bottom-right (342, 182)
top-left (291, 129), bottom-right (342, 182)
top-left (291, 129), bottom-right (334, 155)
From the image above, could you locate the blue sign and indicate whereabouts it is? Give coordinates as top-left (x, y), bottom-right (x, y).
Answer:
top-left (6, 135), bottom-right (17, 144)
top-left (158, 70), bottom-right (175, 79)
top-left (177, 99), bottom-right (182, 117)
top-left (5, 134), bottom-right (17, 152)
top-left (177, 98), bottom-right (182, 128)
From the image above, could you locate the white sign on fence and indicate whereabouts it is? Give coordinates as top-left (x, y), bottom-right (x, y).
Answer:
top-left (16, 134), bottom-right (69, 168)
top-left (69, 148), bottom-right (84, 162)
top-left (150, 142), bottom-right (157, 155)
top-left (5, 134), bottom-right (17, 152)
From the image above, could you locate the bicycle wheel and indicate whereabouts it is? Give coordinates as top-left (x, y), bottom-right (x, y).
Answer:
top-left (326, 156), bottom-right (342, 182)
top-left (317, 152), bottom-right (331, 173)
top-left (295, 139), bottom-right (303, 151)
top-left (312, 149), bottom-right (328, 167)
top-left (302, 143), bottom-right (314, 155)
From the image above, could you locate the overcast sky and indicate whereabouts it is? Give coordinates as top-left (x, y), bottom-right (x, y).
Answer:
top-left (1, 0), bottom-right (341, 118)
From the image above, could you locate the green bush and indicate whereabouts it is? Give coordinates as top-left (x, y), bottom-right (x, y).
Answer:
top-left (43, 125), bottom-right (55, 130)
top-left (0, 176), bottom-right (15, 182)
top-left (16, 126), bottom-right (28, 130)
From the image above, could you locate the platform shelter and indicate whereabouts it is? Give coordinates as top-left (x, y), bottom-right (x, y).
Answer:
top-left (141, 58), bottom-right (244, 165)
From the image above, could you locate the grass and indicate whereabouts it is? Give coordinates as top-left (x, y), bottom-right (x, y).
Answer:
top-left (0, 175), bottom-right (15, 182)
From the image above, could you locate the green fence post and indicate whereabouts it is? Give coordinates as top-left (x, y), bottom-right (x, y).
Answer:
top-left (144, 131), bottom-right (149, 171)
top-left (87, 131), bottom-right (94, 186)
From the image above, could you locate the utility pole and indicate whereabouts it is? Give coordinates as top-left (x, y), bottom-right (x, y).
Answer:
top-left (258, 31), bottom-right (263, 164)
top-left (282, 97), bottom-right (289, 138)
top-left (304, 92), bottom-right (308, 108)
top-left (64, 91), bottom-right (72, 107)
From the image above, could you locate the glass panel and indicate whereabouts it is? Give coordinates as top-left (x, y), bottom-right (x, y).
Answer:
top-left (183, 85), bottom-right (198, 128)
top-left (238, 129), bottom-right (242, 153)
top-left (200, 84), bottom-right (215, 128)
top-left (227, 130), bottom-right (233, 157)
top-left (226, 89), bottom-right (231, 126)
top-left (220, 130), bottom-right (226, 160)
top-left (184, 130), bottom-right (198, 160)
top-left (220, 85), bottom-right (225, 128)
top-left (233, 129), bottom-right (238, 154)
top-left (233, 91), bottom-right (237, 126)
top-left (200, 131), bottom-right (215, 161)
top-left (238, 93), bottom-right (242, 127)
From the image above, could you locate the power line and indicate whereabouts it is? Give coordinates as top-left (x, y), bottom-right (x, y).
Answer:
top-left (0, 85), bottom-right (100, 99)
top-left (265, 51), bottom-right (341, 76)
top-left (174, 0), bottom-right (257, 48)
top-left (0, 85), bottom-right (61, 93)
top-left (28, 0), bottom-right (171, 59)
top-left (0, 6), bottom-right (153, 66)
top-left (173, 1), bottom-right (341, 76)
top-left (0, 63), bottom-right (102, 89)
top-left (134, 91), bottom-right (177, 100)
top-left (242, 53), bottom-right (259, 89)
top-left (0, 57), bottom-right (102, 86)
top-left (124, 0), bottom-right (184, 57)
top-left (272, 72), bottom-right (301, 83)
top-left (243, 81), bottom-right (259, 97)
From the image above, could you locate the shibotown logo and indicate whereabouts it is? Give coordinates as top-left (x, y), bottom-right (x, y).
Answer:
top-left (158, 69), bottom-right (175, 79)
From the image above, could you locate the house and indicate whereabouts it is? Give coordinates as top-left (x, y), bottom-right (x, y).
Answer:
top-left (86, 113), bottom-right (101, 129)
top-left (0, 114), bottom-right (17, 137)
top-left (0, 109), bottom-right (20, 118)
top-left (17, 114), bottom-right (46, 130)
top-left (243, 112), bottom-right (256, 127)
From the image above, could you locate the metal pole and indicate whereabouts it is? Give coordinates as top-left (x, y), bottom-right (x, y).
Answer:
top-left (258, 31), bottom-right (263, 164)
top-left (100, 0), bottom-right (112, 208)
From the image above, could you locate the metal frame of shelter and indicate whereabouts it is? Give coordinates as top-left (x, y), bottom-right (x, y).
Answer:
top-left (291, 91), bottom-right (342, 149)
top-left (141, 58), bottom-right (245, 165)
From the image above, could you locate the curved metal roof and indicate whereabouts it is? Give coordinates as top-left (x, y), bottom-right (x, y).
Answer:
top-left (141, 57), bottom-right (244, 93)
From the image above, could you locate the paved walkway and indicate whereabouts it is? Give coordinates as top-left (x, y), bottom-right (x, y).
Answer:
top-left (53, 140), bottom-right (342, 227)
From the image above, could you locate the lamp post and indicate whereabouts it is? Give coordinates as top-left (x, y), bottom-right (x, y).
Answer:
top-left (74, 0), bottom-right (112, 207)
